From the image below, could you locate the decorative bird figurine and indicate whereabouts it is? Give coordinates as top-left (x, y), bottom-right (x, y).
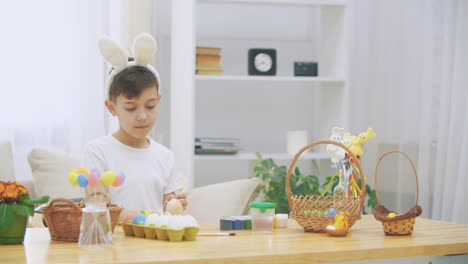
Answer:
top-left (325, 212), bottom-right (350, 237)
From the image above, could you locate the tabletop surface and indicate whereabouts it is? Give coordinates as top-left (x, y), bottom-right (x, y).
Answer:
top-left (1, 215), bottom-right (468, 264)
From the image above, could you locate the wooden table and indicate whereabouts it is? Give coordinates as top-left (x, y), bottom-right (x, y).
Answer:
top-left (1, 215), bottom-right (468, 263)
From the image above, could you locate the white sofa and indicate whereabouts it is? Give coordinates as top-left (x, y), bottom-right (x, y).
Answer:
top-left (2, 145), bottom-right (261, 225)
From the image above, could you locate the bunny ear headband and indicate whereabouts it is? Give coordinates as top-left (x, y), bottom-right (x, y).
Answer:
top-left (98, 33), bottom-right (160, 98)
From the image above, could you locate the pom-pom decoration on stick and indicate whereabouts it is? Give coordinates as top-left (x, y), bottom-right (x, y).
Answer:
top-left (113, 172), bottom-right (125, 187)
top-left (68, 171), bottom-right (79, 186)
top-left (101, 171), bottom-right (115, 186)
top-left (77, 174), bottom-right (88, 187)
top-left (67, 168), bottom-right (125, 188)
top-left (88, 169), bottom-right (100, 187)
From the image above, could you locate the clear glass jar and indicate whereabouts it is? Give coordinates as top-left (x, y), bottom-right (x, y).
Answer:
top-left (78, 202), bottom-right (112, 249)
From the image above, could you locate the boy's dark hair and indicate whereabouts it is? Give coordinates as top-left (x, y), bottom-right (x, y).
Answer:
top-left (109, 65), bottom-right (159, 101)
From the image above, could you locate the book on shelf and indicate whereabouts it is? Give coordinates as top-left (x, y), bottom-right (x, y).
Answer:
top-left (195, 149), bottom-right (239, 155)
top-left (196, 54), bottom-right (221, 67)
top-left (194, 137), bottom-right (240, 155)
top-left (196, 46), bottom-right (221, 56)
top-left (195, 137), bottom-right (240, 144)
top-left (196, 46), bottom-right (222, 75)
top-left (195, 145), bottom-right (239, 152)
top-left (196, 65), bottom-right (222, 71)
top-left (196, 70), bottom-right (223, 76)
top-left (195, 142), bottom-right (239, 148)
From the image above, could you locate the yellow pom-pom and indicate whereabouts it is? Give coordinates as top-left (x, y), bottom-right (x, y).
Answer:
top-left (68, 172), bottom-right (78, 186)
top-left (101, 171), bottom-right (115, 186)
top-left (77, 167), bottom-right (89, 177)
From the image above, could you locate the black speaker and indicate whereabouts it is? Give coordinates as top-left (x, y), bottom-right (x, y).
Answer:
top-left (294, 62), bottom-right (318, 76)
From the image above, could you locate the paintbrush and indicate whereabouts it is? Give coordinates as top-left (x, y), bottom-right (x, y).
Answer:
top-left (198, 232), bottom-right (236, 236)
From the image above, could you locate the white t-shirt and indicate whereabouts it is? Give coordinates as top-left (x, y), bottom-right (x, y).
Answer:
top-left (81, 135), bottom-right (183, 213)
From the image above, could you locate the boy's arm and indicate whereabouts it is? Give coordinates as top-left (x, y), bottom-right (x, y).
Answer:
top-left (163, 192), bottom-right (188, 211)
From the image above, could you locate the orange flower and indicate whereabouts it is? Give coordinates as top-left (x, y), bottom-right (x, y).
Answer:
top-left (15, 182), bottom-right (28, 195)
top-left (0, 182), bottom-right (5, 196)
top-left (1, 182), bottom-right (20, 200)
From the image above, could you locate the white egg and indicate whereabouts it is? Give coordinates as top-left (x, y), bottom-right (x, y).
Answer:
top-left (144, 213), bottom-right (159, 227)
top-left (166, 198), bottom-right (184, 215)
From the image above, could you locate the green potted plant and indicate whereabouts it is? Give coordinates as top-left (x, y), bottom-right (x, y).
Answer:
top-left (0, 181), bottom-right (49, 244)
top-left (253, 154), bottom-right (377, 214)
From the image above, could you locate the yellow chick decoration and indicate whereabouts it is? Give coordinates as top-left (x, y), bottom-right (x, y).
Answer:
top-left (349, 128), bottom-right (376, 158)
top-left (325, 212), bottom-right (350, 237)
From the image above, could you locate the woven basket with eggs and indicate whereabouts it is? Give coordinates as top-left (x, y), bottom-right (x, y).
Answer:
top-left (286, 140), bottom-right (367, 232)
top-left (373, 150), bottom-right (422, 236)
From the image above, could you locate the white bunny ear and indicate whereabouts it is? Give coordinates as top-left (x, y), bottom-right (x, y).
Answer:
top-left (98, 37), bottom-right (128, 69)
top-left (132, 33), bottom-right (157, 65)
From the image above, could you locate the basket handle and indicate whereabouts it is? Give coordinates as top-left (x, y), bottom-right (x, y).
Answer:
top-left (81, 191), bottom-right (112, 206)
top-left (286, 140), bottom-right (366, 209)
top-left (374, 150), bottom-right (419, 206)
top-left (46, 198), bottom-right (82, 212)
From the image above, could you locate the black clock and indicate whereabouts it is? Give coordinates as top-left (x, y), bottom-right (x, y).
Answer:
top-left (248, 48), bottom-right (276, 76)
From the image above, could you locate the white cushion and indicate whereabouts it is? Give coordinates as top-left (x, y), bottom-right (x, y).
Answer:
top-left (185, 178), bottom-right (261, 222)
top-left (27, 147), bottom-right (84, 199)
top-left (0, 141), bottom-right (15, 181)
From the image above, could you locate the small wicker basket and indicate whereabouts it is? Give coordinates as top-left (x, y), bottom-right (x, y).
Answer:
top-left (286, 140), bottom-right (366, 232)
top-left (373, 150), bottom-right (422, 236)
top-left (43, 192), bottom-right (122, 242)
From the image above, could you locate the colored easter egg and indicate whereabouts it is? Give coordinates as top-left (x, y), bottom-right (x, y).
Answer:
top-left (101, 171), bottom-right (115, 186)
top-left (133, 213), bottom-right (147, 225)
top-left (77, 167), bottom-right (89, 176)
top-left (387, 212), bottom-right (398, 218)
top-left (77, 173), bottom-right (88, 187)
top-left (325, 208), bottom-right (338, 217)
top-left (112, 172), bottom-right (124, 187)
top-left (68, 171), bottom-right (78, 186)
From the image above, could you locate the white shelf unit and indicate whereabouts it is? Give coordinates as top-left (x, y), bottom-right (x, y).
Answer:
top-left (195, 75), bottom-right (345, 83)
top-left (170, 0), bottom-right (349, 187)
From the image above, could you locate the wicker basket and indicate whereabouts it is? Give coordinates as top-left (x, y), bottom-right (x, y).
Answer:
top-left (286, 140), bottom-right (367, 232)
top-left (43, 192), bottom-right (122, 242)
top-left (373, 150), bottom-right (422, 236)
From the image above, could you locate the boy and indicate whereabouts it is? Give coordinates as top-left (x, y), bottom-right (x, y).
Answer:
top-left (81, 33), bottom-right (187, 214)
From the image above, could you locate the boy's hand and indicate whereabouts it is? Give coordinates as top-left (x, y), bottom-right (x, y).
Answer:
top-left (163, 192), bottom-right (188, 211)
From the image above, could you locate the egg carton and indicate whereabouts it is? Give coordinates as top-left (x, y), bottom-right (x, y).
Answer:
top-left (122, 223), bottom-right (199, 242)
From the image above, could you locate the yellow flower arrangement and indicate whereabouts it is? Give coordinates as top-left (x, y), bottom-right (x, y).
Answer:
top-left (0, 181), bottom-right (49, 228)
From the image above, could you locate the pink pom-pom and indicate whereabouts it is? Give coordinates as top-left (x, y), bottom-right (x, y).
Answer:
top-left (88, 170), bottom-right (100, 187)
top-left (113, 172), bottom-right (124, 187)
